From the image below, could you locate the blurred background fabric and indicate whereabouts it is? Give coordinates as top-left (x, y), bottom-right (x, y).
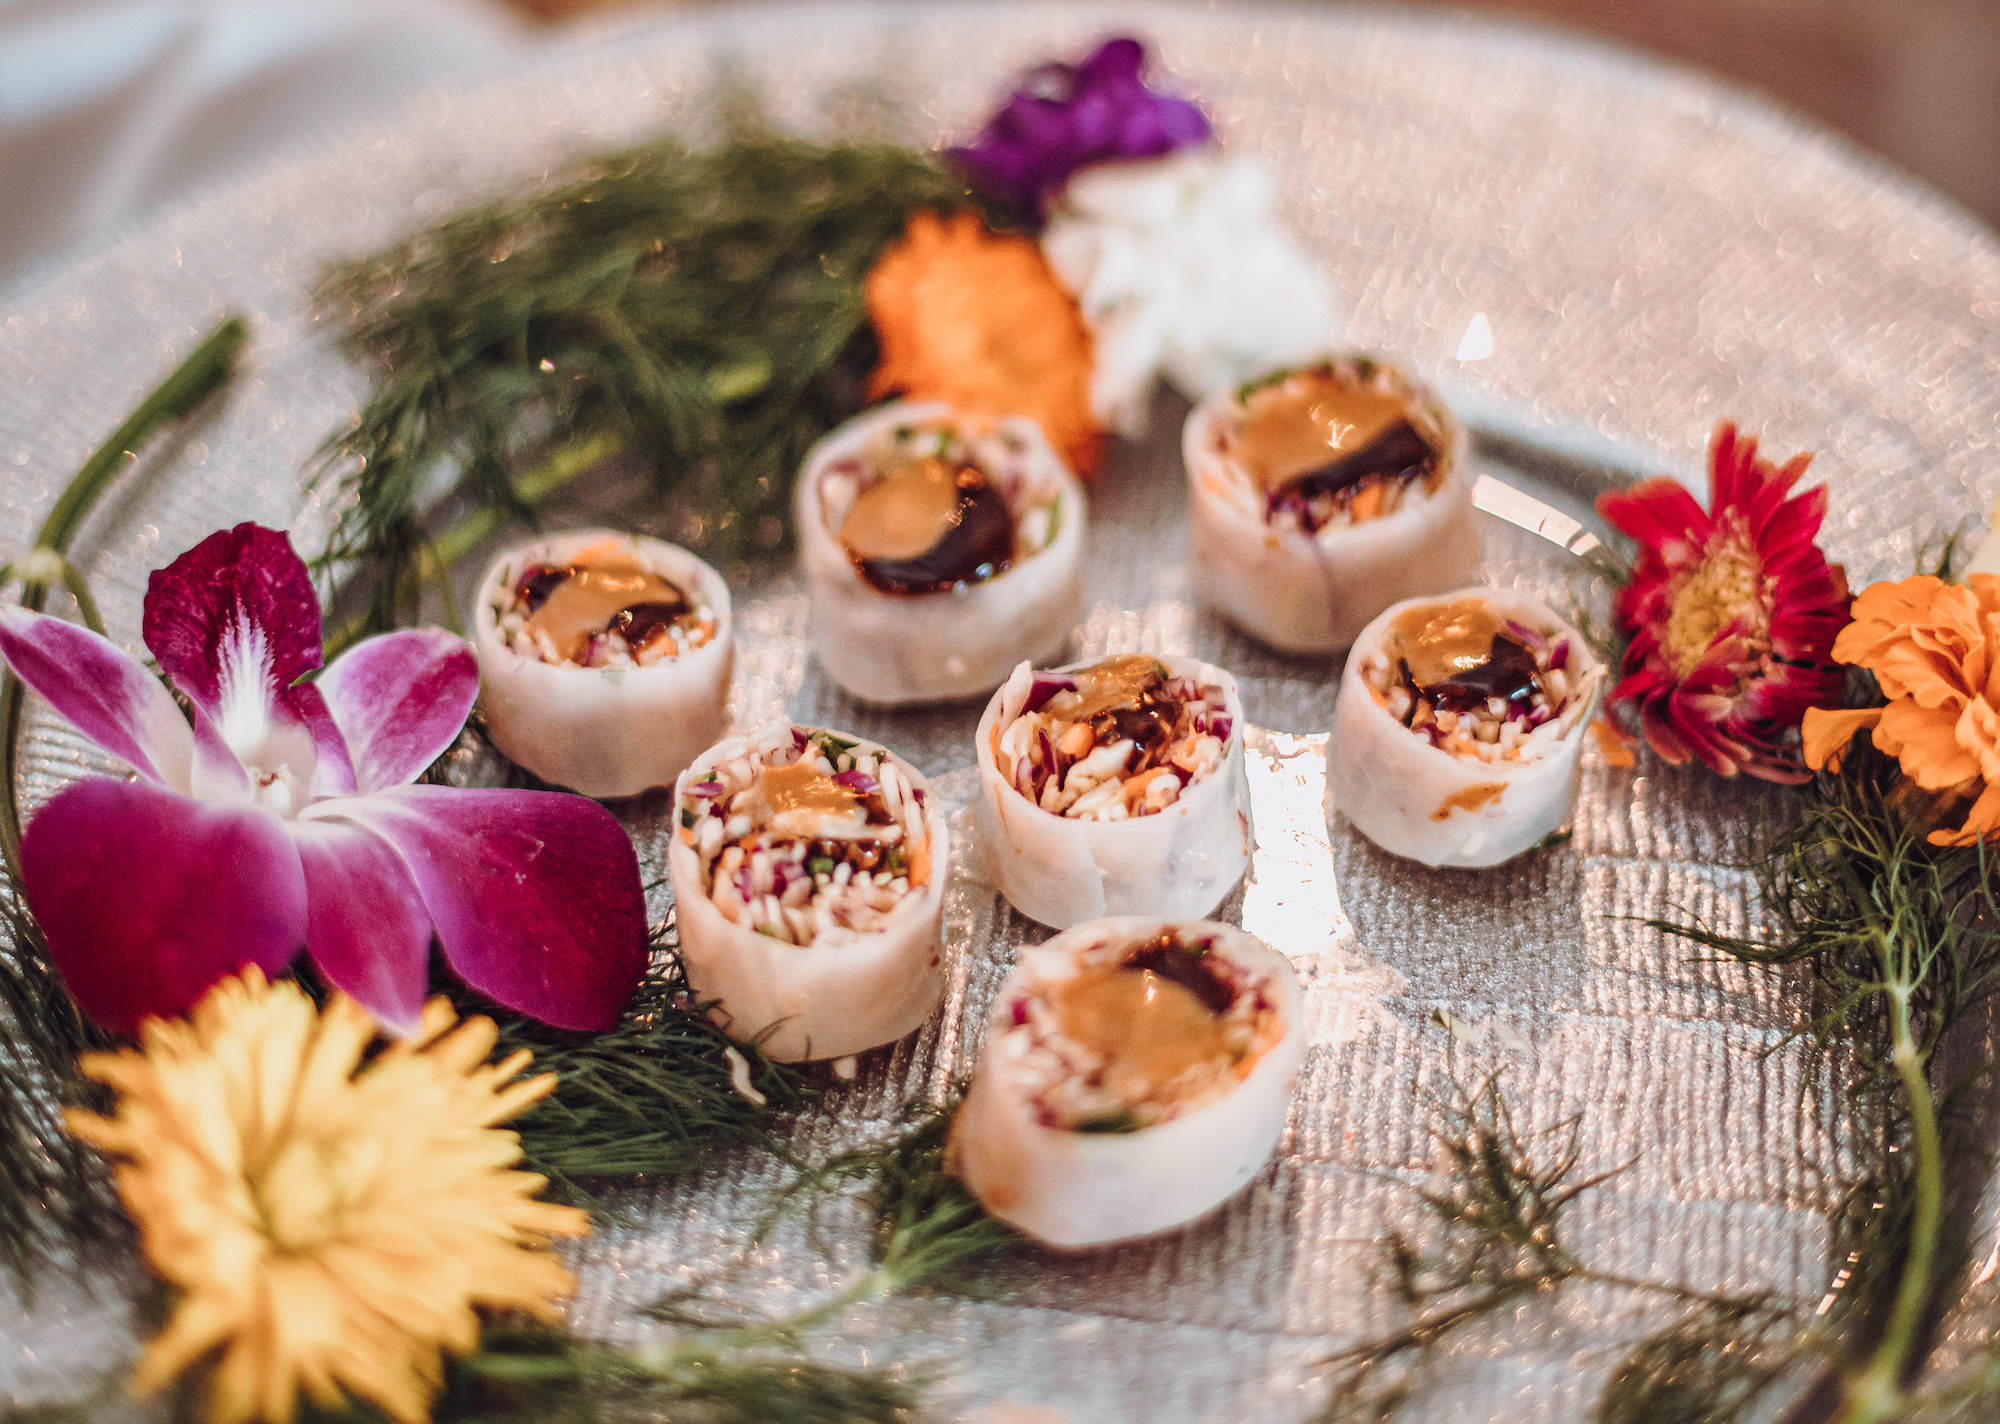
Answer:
top-left (0, 0), bottom-right (521, 283)
top-left (0, 0), bottom-right (1995, 287)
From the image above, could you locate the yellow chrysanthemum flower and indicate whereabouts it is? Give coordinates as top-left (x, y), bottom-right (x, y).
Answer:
top-left (66, 968), bottom-right (590, 1424)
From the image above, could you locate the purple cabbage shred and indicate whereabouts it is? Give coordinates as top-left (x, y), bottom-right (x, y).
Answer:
top-left (1504, 619), bottom-right (1549, 651)
top-left (1025, 671), bottom-right (1079, 712)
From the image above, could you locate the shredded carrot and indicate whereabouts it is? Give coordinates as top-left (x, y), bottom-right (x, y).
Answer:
top-left (864, 210), bottom-right (1104, 476)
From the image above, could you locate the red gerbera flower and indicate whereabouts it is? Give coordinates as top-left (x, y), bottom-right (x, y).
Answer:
top-left (1595, 421), bottom-right (1851, 783)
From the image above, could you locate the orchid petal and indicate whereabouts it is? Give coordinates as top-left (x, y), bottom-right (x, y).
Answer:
top-left (285, 818), bottom-right (433, 1034)
top-left (21, 777), bottom-right (303, 1034)
top-left (142, 523), bottom-right (344, 791)
top-left (311, 786), bottom-right (646, 1031)
top-left (188, 700), bottom-right (251, 802)
top-left (0, 608), bottom-right (193, 793)
top-left (316, 629), bottom-right (478, 794)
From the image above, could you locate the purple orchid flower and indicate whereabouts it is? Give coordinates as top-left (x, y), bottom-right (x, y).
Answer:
top-left (0, 523), bottom-right (648, 1037)
top-left (947, 36), bottom-right (1212, 218)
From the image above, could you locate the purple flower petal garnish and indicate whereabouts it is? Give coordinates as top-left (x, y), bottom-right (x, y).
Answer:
top-left (320, 785), bottom-right (647, 1031)
top-left (0, 608), bottom-right (193, 792)
top-left (946, 35), bottom-right (1212, 217)
top-left (287, 817), bottom-right (435, 1034)
top-left (142, 523), bottom-right (344, 794)
top-left (316, 628), bottom-right (479, 795)
top-left (142, 522), bottom-right (323, 712)
top-left (21, 777), bottom-right (304, 1035)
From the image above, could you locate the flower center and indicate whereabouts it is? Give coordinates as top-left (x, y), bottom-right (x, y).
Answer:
top-left (254, 1136), bottom-right (356, 1252)
top-left (1664, 530), bottom-right (1768, 677)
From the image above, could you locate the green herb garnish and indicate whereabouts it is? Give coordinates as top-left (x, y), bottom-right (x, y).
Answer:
top-left (310, 114), bottom-right (985, 645)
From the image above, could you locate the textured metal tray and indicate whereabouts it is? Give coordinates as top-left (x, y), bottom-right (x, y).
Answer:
top-left (4, 3), bottom-right (2000, 1419)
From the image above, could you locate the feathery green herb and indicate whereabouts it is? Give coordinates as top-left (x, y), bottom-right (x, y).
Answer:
top-left (760, 1093), bottom-right (1017, 1299)
top-left (311, 120), bottom-right (984, 647)
top-left (1623, 730), bottom-right (2000, 1424)
top-left (420, 1320), bottom-right (923, 1424)
top-left (431, 916), bottom-right (805, 1200)
top-left (1320, 1062), bottom-right (1791, 1423)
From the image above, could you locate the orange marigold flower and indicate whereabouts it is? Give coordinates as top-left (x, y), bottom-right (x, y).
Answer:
top-left (1801, 573), bottom-right (2000, 844)
top-left (865, 209), bottom-right (1104, 475)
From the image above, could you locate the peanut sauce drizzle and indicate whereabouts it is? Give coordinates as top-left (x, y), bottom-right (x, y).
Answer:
top-left (1388, 598), bottom-right (1510, 690)
top-left (1048, 655), bottom-right (1172, 722)
top-left (1229, 377), bottom-right (1413, 491)
top-left (838, 458), bottom-right (970, 561)
top-left (1045, 965), bottom-right (1230, 1101)
top-left (754, 761), bottom-right (862, 820)
top-left (523, 558), bottom-right (688, 663)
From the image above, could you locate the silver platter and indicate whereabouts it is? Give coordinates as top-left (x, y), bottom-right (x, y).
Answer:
top-left (4, 3), bottom-right (2000, 1419)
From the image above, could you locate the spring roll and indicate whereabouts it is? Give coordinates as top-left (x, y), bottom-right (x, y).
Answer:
top-left (975, 655), bottom-right (1252, 929)
top-left (1184, 355), bottom-right (1478, 654)
top-left (667, 722), bottom-right (947, 1062)
top-left (473, 528), bottom-right (733, 798)
top-left (797, 399), bottom-right (1087, 705)
top-left (1329, 588), bottom-right (1603, 868)
top-left (951, 917), bottom-right (1303, 1248)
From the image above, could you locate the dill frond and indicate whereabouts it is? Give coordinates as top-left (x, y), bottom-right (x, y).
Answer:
top-left (761, 1093), bottom-right (1017, 1301)
top-left (1595, 1295), bottom-right (1806, 1424)
top-left (1323, 1063), bottom-right (1789, 1423)
top-left (481, 932), bottom-right (804, 1200)
top-left (0, 899), bottom-right (123, 1290)
top-left (1317, 1067), bottom-right (1616, 1421)
top-left (1630, 730), bottom-right (2000, 1421)
top-left (310, 115), bottom-right (987, 643)
top-left (283, 1320), bottom-right (922, 1424)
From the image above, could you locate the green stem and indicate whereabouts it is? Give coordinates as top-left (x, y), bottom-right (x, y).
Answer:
top-left (0, 316), bottom-right (247, 886)
top-left (322, 426), bottom-right (623, 657)
top-left (1837, 986), bottom-right (1945, 1424)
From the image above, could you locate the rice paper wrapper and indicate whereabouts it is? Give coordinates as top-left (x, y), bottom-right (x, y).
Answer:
top-left (1328, 588), bottom-right (1600, 868)
top-left (952, 916), bottom-right (1305, 1249)
top-left (667, 726), bottom-right (948, 1063)
top-left (796, 400), bottom-right (1088, 705)
top-left (975, 657), bottom-right (1253, 929)
top-left (1182, 377), bottom-right (1478, 654)
top-left (473, 528), bottom-right (734, 799)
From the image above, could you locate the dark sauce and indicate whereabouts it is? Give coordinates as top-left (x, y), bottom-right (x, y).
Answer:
top-left (840, 459), bottom-right (1016, 595)
top-left (515, 564), bottom-right (569, 613)
top-left (856, 478), bottom-right (1014, 593)
top-left (1060, 657), bottom-right (1178, 756)
top-left (1272, 418), bottom-right (1437, 508)
top-left (513, 559), bottom-right (696, 662)
top-left (611, 596), bottom-right (693, 649)
top-left (1120, 931), bottom-right (1236, 1015)
top-left (1403, 634), bottom-right (1541, 715)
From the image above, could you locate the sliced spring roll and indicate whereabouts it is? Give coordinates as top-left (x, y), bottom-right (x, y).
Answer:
top-left (1184, 355), bottom-right (1478, 654)
top-left (951, 917), bottom-right (1303, 1248)
top-left (1330, 588), bottom-right (1604, 868)
top-left (797, 399), bottom-right (1087, 705)
top-left (667, 722), bottom-right (947, 1062)
top-left (975, 655), bottom-right (1252, 929)
top-left (473, 528), bottom-right (733, 798)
